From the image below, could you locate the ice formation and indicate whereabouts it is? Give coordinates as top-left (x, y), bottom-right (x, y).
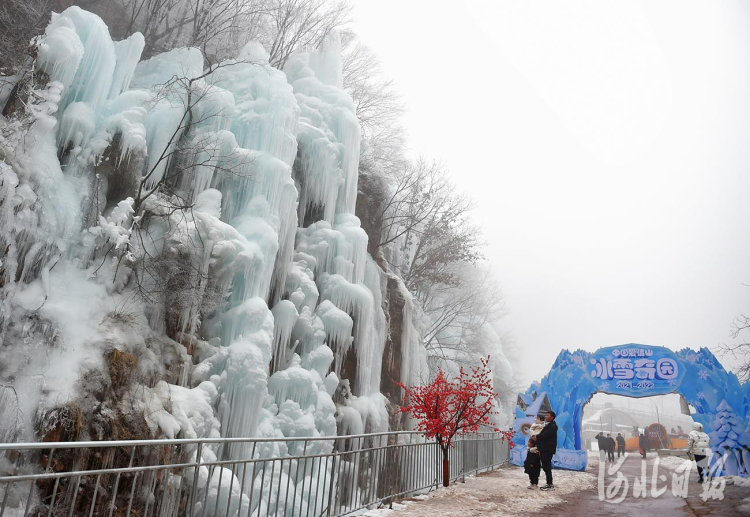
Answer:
top-left (0, 6), bottom-right (516, 515)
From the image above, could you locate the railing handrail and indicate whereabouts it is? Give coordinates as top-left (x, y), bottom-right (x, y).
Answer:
top-left (0, 430), bottom-right (510, 517)
top-left (0, 434), bottom-right (507, 481)
top-left (0, 430), bottom-right (501, 451)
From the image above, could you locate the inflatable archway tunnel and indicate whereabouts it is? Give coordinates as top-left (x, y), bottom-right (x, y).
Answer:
top-left (510, 344), bottom-right (750, 476)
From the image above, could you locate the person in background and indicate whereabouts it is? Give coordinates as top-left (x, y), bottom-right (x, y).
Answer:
top-left (524, 415), bottom-right (545, 489)
top-left (616, 433), bottom-right (626, 458)
top-left (536, 411), bottom-right (558, 491)
top-left (595, 432), bottom-right (608, 462)
top-left (638, 432), bottom-right (649, 459)
top-left (606, 433), bottom-right (616, 461)
top-left (687, 422), bottom-right (711, 483)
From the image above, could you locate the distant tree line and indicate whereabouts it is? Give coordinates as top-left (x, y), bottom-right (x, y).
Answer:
top-left (0, 0), bottom-right (351, 72)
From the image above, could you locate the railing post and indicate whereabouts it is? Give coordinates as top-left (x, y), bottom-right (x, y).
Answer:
top-left (325, 453), bottom-right (336, 517)
top-left (461, 438), bottom-right (465, 483)
top-left (108, 447), bottom-right (135, 517)
top-left (491, 434), bottom-right (495, 468)
top-left (189, 441), bottom-right (203, 514)
top-left (435, 441), bottom-right (439, 489)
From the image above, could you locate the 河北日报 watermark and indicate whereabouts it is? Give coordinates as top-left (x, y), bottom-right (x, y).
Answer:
top-left (597, 453), bottom-right (727, 503)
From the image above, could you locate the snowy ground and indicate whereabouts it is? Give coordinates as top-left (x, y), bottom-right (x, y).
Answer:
top-left (360, 452), bottom-right (750, 516)
top-left (361, 464), bottom-right (595, 517)
top-left (727, 475), bottom-right (750, 514)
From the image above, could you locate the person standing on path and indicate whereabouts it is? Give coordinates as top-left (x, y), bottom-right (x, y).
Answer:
top-left (687, 422), bottom-right (711, 483)
top-left (524, 415), bottom-right (545, 488)
top-left (616, 433), bottom-right (626, 458)
top-left (536, 411), bottom-right (558, 491)
top-left (638, 432), bottom-right (649, 458)
top-left (595, 432), bottom-right (608, 462)
top-left (606, 434), bottom-right (616, 461)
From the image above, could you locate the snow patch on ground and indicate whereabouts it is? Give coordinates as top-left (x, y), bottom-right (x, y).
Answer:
top-left (362, 464), bottom-right (595, 517)
top-left (727, 476), bottom-right (750, 488)
top-left (654, 454), bottom-right (694, 471)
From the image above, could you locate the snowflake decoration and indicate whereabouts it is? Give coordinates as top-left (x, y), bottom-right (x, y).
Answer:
top-left (697, 392), bottom-right (706, 400)
top-left (567, 372), bottom-right (574, 379)
top-left (713, 389), bottom-right (718, 394)
top-left (600, 382), bottom-right (610, 391)
top-left (698, 370), bottom-right (710, 380)
top-left (668, 379), bottom-right (678, 386)
top-left (565, 392), bottom-right (571, 398)
top-left (684, 353), bottom-right (701, 364)
top-left (572, 355), bottom-right (585, 367)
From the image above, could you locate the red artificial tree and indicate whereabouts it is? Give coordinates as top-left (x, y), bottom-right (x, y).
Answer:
top-left (397, 357), bottom-right (514, 487)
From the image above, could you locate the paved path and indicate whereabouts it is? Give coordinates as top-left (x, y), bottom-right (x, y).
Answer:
top-left (366, 453), bottom-right (750, 517)
top-left (546, 453), bottom-right (748, 517)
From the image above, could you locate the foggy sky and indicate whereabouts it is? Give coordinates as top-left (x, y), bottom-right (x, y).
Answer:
top-left (352, 0), bottom-right (750, 386)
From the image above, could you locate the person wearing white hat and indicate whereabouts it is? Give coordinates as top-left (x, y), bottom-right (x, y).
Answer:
top-left (687, 422), bottom-right (711, 483)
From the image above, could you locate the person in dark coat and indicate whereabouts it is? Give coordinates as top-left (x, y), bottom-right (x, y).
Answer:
top-left (595, 432), bottom-right (608, 462)
top-left (616, 433), bottom-right (626, 457)
top-left (524, 434), bottom-right (542, 488)
top-left (536, 411), bottom-right (558, 491)
top-left (606, 434), bottom-right (616, 461)
top-left (638, 433), bottom-right (649, 458)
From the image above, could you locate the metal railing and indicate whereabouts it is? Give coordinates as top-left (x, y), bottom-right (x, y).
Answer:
top-left (0, 431), bottom-right (509, 517)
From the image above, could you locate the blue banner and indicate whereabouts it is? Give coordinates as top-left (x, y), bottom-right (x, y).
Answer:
top-left (588, 344), bottom-right (684, 397)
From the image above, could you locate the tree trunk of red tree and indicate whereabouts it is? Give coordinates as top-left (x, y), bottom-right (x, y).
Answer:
top-left (442, 446), bottom-right (450, 487)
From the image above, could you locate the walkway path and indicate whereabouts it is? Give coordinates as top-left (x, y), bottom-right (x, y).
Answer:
top-left (364, 453), bottom-right (750, 517)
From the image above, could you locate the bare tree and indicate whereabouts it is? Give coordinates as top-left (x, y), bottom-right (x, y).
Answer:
top-left (87, 62), bottom-right (257, 340)
top-left (370, 158), bottom-right (490, 360)
top-left (717, 315), bottom-right (750, 382)
top-left (364, 159), bottom-right (447, 254)
top-left (420, 264), bottom-right (504, 354)
top-left (0, 0), bottom-right (54, 74)
top-left (341, 31), bottom-right (404, 156)
top-left (77, 0), bottom-right (351, 66)
top-left (132, 60), bottom-right (252, 215)
top-left (394, 170), bottom-right (482, 301)
top-left (264, 0), bottom-right (351, 68)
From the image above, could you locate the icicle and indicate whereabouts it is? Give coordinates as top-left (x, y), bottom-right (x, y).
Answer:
top-left (334, 214), bottom-right (368, 284)
top-left (284, 258), bottom-right (319, 312)
top-left (290, 306), bottom-right (326, 357)
top-left (315, 300), bottom-right (353, 376)
top-left (285, 45), bottom-right (361, 219)
top-left (48, 8), bottom-right (118, 116)
top-left (359, 257), bottom-right (387, 396)
top-left (267, 355), bottom-right (321, 410)
top-left (58, 101), bottom-right (96, 152)
top-left (108, 32), bottom-right (145, 99)
top-left (271, 300), bottom-right (299, 371)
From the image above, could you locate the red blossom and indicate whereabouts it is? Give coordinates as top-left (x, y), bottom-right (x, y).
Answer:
top-left (397, 356), bottom-right (510, 450)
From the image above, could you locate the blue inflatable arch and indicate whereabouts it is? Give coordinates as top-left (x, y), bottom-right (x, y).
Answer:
top-left (510, 344), bottom-right (750, 476)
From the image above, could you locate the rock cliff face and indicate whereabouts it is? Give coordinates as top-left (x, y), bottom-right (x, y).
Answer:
top-left (381, 274), bottom-right (408, 429)
top-left (354, 167), bottom-right (415, 430)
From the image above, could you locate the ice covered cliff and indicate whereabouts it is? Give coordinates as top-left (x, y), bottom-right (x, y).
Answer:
top-left (0, 6), bottom-right (512, 513)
